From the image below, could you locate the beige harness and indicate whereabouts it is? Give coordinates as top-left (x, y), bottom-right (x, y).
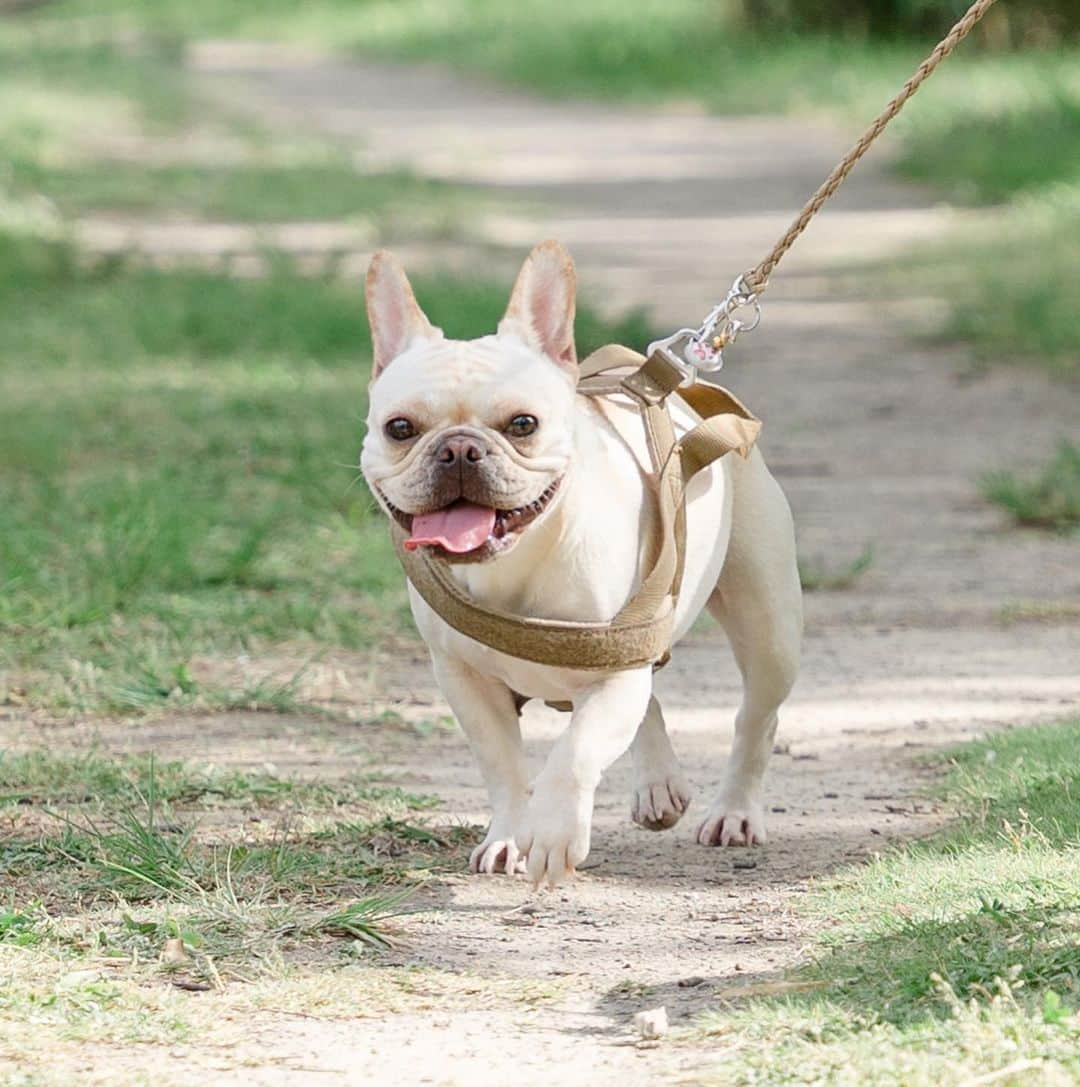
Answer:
top-left (391, 344), bottom-right (760, 672)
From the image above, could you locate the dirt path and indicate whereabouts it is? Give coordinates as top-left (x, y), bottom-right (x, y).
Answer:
top-left (29, 46), bottom-right (1080, 1085)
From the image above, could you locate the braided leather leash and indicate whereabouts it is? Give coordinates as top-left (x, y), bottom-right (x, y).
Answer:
top-left (650, 0), bottom-right (1000, 377)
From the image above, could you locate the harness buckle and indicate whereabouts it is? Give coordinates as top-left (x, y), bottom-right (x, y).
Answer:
top-left (647, 274), bottom-right (762, 379)
top-left (645, 329), bottom-right (709, 384)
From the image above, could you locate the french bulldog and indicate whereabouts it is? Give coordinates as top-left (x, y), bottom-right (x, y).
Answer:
top-left (361, 240), bottom-right (802, 887)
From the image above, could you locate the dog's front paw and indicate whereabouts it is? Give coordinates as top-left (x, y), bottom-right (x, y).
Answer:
top-left (516, 783), bottom-right (593, 887)
top-left (631, 772), bottom-right (692, 831)
top-left (470, 828), bottom-right (526, 875)
top-left (696, 792), bottom-right (767, 847)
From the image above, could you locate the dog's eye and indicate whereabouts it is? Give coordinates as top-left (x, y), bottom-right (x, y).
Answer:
top-left (505, 414), bottom-right (539, 439)
top-left (384, 417), bottom-right (418, 442)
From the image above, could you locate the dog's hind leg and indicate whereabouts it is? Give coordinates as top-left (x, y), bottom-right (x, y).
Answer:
top-left (629, 696), bottom-right (693, 830)
top-left (698, 450), bottom-right (802, 848)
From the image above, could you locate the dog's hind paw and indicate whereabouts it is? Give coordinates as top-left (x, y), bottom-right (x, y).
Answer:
top-left (631, 775), bottom-right (692, 831)
top-left (696, 797), bottom-right (767, 847)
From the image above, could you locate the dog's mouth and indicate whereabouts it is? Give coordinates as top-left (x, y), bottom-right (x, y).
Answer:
top-left (384, 478), bottom-right (563, 562)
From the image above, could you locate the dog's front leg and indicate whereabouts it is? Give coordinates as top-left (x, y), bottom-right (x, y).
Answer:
top-left (432, 655), bottom-right (530, 875)
top-left (518, 667), bottom-right (652, 887)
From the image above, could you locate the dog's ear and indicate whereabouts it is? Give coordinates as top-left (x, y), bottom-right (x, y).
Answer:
top-left (499, 240), bottom-right (577, 375)
top-left (366, 250), bottom-right (442, 381)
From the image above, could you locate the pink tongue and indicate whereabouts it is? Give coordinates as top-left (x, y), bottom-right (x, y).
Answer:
top-left (405, 502), bottom-right (497, 553)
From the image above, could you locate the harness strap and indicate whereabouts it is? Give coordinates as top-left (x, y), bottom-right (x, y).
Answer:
top-left (392, 344), bottom-right (760, 671)
top-left (678, 383), bottom-right (760, 475)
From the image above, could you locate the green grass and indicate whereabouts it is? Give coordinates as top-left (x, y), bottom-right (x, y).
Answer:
top-left (981, 441), bottom-right (1080, 531)
top-left (0, 748), bottom-right (470, 978)
top-left (0, 239), bottom-right (405, 712)
top-left (798, 545), bottom-right (874, 591)
top-left (887, 184), bottom-right (1080, 375)
top-left (885, 59), bottom-right (1080, 372)
top-left (0, 749), bottom-right (440, 810)
top-left (896, 88), bottom-right (1080, 206)
top-left (5, 156), bottom-right (479, 229)
top-left (0, 23), bottom-right (483, 236)
top-left (0, 908), bottom-right (41, 948)
top-left (687, 719), bottom-right (1080, 1084)
top-left (0, 743), bottom-right (492, 1069)
top-left (0, 232), bottom-right (650, 714)
top-left (0, 28), bottom-right (191, 130)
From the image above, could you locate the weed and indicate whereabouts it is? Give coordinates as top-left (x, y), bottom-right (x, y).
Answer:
top-left (798, 546), bottom-right (874, 592)
top-left (981, 441), bottom-right (1079, 532)
top-left (0, 906), bottom-right (44, 947)
top-left (998, 600), bottom-right (1080, 625)
top-left (307, 894), bottom-right (411, 949)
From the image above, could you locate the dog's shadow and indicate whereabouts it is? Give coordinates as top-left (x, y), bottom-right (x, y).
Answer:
top-left (568, 968), bottom-right (801, 1039)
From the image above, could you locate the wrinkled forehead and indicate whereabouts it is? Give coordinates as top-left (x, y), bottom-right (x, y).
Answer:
top-left (369, 335), bottom-right (573, 420)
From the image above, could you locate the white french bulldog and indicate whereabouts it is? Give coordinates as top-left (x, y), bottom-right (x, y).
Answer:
top-left (361, 241), bottom-right (802, 887)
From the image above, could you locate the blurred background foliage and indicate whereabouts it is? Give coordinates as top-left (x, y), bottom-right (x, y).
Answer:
top-left (0, 0), bottom-right (1076, 714)
top-left (740, 0), bottom-right (1077, 43)
top-left (1, 1), bottom-right (1073, 372)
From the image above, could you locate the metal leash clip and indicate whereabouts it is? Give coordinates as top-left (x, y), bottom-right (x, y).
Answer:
top-left (647, 274), bottom-right (762, 383)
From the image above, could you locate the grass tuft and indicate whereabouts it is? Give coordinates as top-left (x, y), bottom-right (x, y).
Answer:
top-left (798, 546), bottom-right (874, 592)
top-left (0, 906), bottom-right (45, 947)
top-left (308, 894), bottom-right (410, 949)
top-left (981, 441), bottom-right (1079, 532)
top-left (0, 746), bottom-right (469, 989)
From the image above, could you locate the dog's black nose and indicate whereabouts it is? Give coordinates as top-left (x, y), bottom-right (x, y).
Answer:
top-left (434, 434), bottom-right (487, 466)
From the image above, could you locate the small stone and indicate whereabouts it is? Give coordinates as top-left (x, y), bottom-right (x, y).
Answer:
top-left (500, 913), bottom-right (537, 927)
top-left (733, 856), bottom-right (758, 870)
top-left (632, 1007), bottom-right (668, 1039)
top-left (824, 792), bottom-right (839, 799)
top-left (677, 976), bottom-right (706, 988)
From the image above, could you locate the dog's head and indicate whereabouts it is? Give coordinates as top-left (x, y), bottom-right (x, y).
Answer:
top-left (361, 241), bottom-right (578, 563)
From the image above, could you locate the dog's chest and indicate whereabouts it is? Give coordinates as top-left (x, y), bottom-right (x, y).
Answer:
top-left (408, 583), bottom-right (617, 701)
top-left (407, 388), bottom-right (734, 703)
